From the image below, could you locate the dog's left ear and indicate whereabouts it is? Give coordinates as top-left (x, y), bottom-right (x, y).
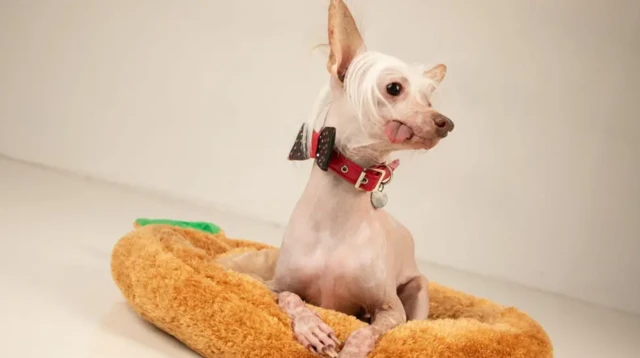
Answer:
top-left (327, 0), bottom-right (364, 82)
top-left (424, 64), bottom-right (447, 94)
top-left (424, 64), bottom-right (447, 84)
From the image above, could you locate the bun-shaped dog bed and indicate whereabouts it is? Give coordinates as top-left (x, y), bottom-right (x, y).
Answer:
top-left (111, 219), bottom-right (553, 358)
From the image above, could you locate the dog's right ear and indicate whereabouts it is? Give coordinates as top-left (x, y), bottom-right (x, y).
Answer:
top-left (327, 0), bottom-right (364, 82)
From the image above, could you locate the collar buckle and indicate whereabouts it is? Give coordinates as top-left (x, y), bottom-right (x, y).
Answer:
top-left (355, 168), bottom-right (386, 192)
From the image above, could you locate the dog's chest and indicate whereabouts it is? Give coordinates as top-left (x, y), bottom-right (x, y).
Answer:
top-left (280, 227), bottom-right (388, 313)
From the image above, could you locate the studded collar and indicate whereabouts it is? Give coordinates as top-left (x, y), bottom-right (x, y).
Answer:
top-left (288, 124), bottom-right (399, 192)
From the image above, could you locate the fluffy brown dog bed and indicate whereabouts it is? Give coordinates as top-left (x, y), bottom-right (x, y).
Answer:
top-left (111, 221), bottom-right (553, 358)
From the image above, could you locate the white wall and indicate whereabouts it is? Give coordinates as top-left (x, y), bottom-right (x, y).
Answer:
top-left (1, 0), bottom-right (639, 314)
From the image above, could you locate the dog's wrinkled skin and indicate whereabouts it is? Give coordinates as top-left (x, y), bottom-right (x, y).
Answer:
top-left (216, 1), bottom-right (454, 357)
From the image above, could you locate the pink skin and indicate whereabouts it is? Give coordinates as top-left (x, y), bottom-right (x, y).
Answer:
top-left (216, 1), bottom-right (453, 357)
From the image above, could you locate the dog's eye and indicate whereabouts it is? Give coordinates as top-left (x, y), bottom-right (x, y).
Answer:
top-left (386, 82), bottom-right (403, 96)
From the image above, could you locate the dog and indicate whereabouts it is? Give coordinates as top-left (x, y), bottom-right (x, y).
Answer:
top-left (216, 1), bottom-right (454, 357)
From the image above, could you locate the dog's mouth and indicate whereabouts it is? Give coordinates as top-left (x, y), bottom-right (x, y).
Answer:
top-left (384, 120), bottom-right (414, 144)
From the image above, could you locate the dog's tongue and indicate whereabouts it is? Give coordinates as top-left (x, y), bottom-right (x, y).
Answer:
top-left (384, 121), bottom-right (414, 143)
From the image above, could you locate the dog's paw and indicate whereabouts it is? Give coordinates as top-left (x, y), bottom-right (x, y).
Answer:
top-left (292, 309), bottom-right (340, 357)
top-left (337, 326), bottom-right (379, 358)
top-left (278, 292), bottom-right (340, 357)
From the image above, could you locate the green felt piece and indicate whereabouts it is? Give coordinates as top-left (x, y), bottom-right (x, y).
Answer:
top-left (135, 218), bottom-right (221, 234)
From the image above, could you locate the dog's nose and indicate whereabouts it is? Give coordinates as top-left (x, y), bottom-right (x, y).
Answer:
top-left (433, 114), bottom-right (454, 138)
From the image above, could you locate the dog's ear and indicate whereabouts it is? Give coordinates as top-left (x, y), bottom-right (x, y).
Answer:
top-left (424, 64), bottom-right (447, 84)
top-left (327, 0), bottom-right (364, 82)
top-left (424, 64), bottom-right (447, 94)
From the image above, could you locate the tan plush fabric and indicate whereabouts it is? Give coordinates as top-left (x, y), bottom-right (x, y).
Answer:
top-left (111, 224), bottom-right (553, 358)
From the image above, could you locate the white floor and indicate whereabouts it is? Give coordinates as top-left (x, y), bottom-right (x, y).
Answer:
top-left (1, 157), bottom-right (639, 358)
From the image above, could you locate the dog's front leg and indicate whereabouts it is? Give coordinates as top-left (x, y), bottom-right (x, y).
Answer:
top-left (338, 295), bottom-right (406, 358)
top-left (278, 291), bottom-right (341, 357)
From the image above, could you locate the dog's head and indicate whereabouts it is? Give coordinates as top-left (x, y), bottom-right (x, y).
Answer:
top-left (323, 0), bottom-right (454, 164)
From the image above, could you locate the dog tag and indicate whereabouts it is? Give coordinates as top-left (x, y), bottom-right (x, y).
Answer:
top-left (370, 188), bottom-right (388, 209)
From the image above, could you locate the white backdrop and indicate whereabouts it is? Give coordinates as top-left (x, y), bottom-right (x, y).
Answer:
top-left (1, 0), bottom-right (639, 314)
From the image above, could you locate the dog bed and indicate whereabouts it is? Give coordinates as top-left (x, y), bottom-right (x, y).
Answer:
top-left (110, 219), bottom-right (553, 358)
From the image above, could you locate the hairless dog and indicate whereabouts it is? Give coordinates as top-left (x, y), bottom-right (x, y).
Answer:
top-left (216, 1), bottom-right (454, 357)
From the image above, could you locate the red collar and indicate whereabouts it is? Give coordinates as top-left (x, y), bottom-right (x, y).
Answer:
top-left (310, 130), bottom-right (399, 192)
